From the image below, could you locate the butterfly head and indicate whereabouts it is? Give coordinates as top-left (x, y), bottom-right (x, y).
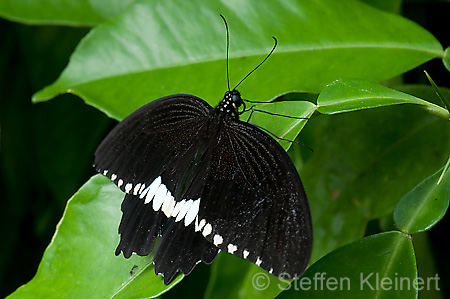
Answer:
top-left (216, 90), bottom-right (243, 119)
top-left (229, 90), bottom-right (243, 107)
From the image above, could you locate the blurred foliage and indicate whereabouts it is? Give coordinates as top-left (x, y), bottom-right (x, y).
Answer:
top-left (0, 21), bottom-right (112, 296)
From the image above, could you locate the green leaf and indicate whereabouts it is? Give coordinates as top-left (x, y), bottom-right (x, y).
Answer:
top-left (33, 0), bottom-right (442, 121)
top-left (394, 167), bottom-right (450, 234)
top-left (0, 0), bottom-right (135, 26)
top-left (7, 175), bottom-right (181, 299)
top-left (278, 232), bottom-right (418, 298)
top-left (317, 78), bottom-right (449, 120)
top-left (443, 47), bottom-right (450, 72)
top-left (310, 194), bottom-right (367, 263)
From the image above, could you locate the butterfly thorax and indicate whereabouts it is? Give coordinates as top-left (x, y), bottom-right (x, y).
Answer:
top-left (213, 90), bottom-right (242, 120)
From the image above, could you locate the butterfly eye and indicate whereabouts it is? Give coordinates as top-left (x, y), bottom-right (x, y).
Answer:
top-left (231, 90), bottom-right (242, 107)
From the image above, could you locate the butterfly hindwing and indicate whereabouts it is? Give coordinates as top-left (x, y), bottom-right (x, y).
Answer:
top-left (195, 120), bottom-right (313, 277)
top-left (116, 193), bottom-right (168, 258)
top-left (154, 218), bottom-right (219, 284)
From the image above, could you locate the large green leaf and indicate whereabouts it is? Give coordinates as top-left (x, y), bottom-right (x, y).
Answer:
top-left (317, 79), bottom-right (449, 120)
top-left (278, 231), bottom-right (418, 298)
top-left (0, 0), bottom-right (135, 26)
top-left (33, 0), bottom-right (442, 121)
top-left (394, 167), bottom-right (450, 234)
top-left (7, 175), bottom-right (181, 299)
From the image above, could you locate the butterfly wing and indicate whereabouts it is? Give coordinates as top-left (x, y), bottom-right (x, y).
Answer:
top-left (194, 119), bottom-right (313, 278)
top-left (95, 93), bottom-right (212, 196)
top-left (94, 94), bottom-right (221, 283)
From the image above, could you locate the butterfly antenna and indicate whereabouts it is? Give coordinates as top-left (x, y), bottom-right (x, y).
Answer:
top-left (220, 14), bottom-right (231, 92)
top-left (233, 36), bottom-right (277, 90)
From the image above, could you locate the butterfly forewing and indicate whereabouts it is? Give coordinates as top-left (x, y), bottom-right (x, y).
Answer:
top-left (95, 94), bottom-right (212, 198)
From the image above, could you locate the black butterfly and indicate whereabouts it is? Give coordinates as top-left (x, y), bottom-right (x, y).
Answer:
top-left (94, 17), bottom-right (313, 285)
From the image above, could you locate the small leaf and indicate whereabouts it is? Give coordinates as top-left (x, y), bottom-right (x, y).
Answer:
top-left (394, 167), bottom-right (450, 234)
top-left (317, 78), bottom-right (449, 120)
top-left (7, 175), bottom-right (181, 299)
top-left (278, 232), bottom-right (418, 298)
